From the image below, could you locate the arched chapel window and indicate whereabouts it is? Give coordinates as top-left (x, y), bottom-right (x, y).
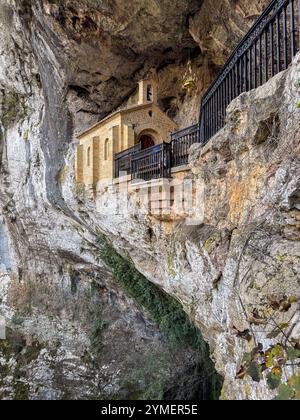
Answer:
top-left (147, 84), bottom-right (153, 102)
top-left (87, 147), bottom-right (91, 167)
top-left (104, 139), bottom-right (110, 161)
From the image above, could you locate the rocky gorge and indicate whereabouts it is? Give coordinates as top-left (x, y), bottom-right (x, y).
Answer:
top-left (0, 0), bottom-right (299, 400)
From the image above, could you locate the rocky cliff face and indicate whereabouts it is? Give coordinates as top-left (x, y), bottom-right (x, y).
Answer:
top-left (93, 55), bottom-right (300, 400)
top-left (1, 0), bottom-right (299, 401)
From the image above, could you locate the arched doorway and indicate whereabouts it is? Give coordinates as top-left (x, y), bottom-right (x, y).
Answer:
top-left (139, 134), bottom-right (155, 150)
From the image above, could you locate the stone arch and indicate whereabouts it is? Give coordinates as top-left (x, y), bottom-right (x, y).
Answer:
top-left (139, 134), bottom-right (154, 150)
top-left (137, 128), bottom-right (160, 149)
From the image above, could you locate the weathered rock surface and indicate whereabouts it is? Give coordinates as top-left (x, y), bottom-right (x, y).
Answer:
top-left (0, 262), bottom-right (208, 400)
top-left (0, 0), bottom-right (299, 400)
top-left (0, 0), bottom-right (222, 400)
top-left (189, 0), bottom-right (268, 67)
top-left (93, 55), bottom-right (300, 400)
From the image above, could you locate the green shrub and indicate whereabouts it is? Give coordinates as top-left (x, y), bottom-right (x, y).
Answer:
top-left (96, 234), bottom-right (223, 400)
top-left (89, 308), bottom-right (108, 354)
top-left (0, 92), bottom-right (29, 129)
top-left (98, 236), bottom-right (205, 350)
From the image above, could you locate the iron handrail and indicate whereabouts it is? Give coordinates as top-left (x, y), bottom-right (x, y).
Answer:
top-left (171, 123), bottom-right (199, 140)
top-left (113, 0), bottom-right (300, 180)
top-left (199, 0), bottom-right (299, 144)
top-left (131, 142), bottom-right (168, 161)
top-left (201, 0), bottom-right (290, 107)
top-left (131, 142), bottom-right (172, 181)
top-left (114, 142), bottom-right (142, 160)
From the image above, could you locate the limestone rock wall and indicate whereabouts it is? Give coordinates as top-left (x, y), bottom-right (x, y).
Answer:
top-left (189, 0), bottom-right (268, 67)
top-left (0, 0), bottom-right (299, 400)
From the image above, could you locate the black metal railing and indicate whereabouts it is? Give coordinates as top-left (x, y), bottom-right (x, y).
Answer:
top-left (114, 0), bottom-right (300, 181)
top-left (114, 143), bottom-right (142, 178)
top-left (170, 124), bottom-right (200, 167)
top-left (131, 143), bottom-right (171, 181)
top-left (199, 0), bottom-right (300, 144)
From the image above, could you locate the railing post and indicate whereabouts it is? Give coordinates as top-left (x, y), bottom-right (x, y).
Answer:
top-left (276, 13), bottom-right (281, 73)
top-left (131, 156), bottom-right (134, 181)
top-left (249, 48), bottom-right (253, 89)
top-left (290, 0), bottom-right (296, 57)
top-left (195, 0), bottom-right (298, 147)
top-left (129, 153), bottom-right (132, 180)
top-left (270, 20), bottom-right (275, 77)
top-left (264, 30), bottom-right (269, 82)
top-left (165, 143), bottom-right (171, 178)
top-left (283, 6), bottom-right (288, 69)
top-left (199, 99), bottom-right (205, 145)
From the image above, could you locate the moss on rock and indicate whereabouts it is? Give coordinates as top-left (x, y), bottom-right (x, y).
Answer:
top-left (0, 91), bottom-right (29, 129)
top-left (96, 233), bottom-right (223, 400)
